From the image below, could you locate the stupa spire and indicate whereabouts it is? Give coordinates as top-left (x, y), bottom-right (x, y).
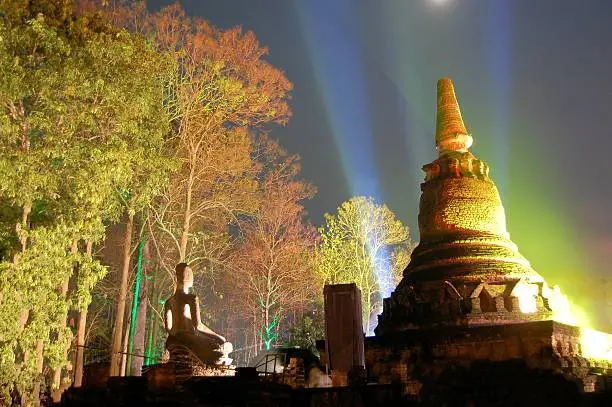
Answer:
top-left (435, 78), bottom-right (473, 153)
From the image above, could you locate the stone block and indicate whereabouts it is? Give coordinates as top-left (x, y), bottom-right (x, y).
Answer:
top-left (324, 283), bottom-right (365, 377)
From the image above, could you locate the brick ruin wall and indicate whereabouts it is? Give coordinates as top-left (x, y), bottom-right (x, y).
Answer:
top-left (365, 321), bottom-right (612, 394)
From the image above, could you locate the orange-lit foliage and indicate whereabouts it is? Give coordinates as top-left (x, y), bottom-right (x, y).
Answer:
top-left (77, 1), bottom-right (297, 363)
top-left (227, 137), bottom-right (320, 355)
top-left (145, 2), bottom-right (293, 269)
top-left (77, 1), bottom-right (293, 266)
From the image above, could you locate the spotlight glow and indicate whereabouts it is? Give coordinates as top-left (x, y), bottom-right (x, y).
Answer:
top-left (295, 0), bottom-right (395, 333)
top-left (540, 283), bottom-right (612, 362)
top-left (428, 0), bottom-right (451, 6)
top-left (581, 329), bottom-right (612, 361)
top-left (513, 282), bottom-right (538, 314)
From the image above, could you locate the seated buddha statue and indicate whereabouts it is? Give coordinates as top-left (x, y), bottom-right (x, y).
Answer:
top-left (163, 263), bottom-right (233, 366)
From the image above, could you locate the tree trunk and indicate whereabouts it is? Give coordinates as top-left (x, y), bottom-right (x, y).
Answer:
top-left (110, 212), bottom-right (134, 376)
top-left (252, 309), bottom-right (258, 357)
top-left (16, 202), bottom-right (41, 406)
top-left (145, 275), bottom-right (158, 366)
top-left (179, 205), bottom-right (191, 262)
top-left (145, 279), bottom-right (161, 365)
top-left (130, 286), bottom-right (147, 375)
top-left (18, 202), bottom-right (31, 255)
top-left (51, 240), bottom-right (78, 401)
top-left (179, 214), bottom-right (190, 261)
top-left (149, 307), bottom-right (159, 363)
top-left (16, 203), bottom-right (31, 331)
top-left (179, 161), bottom-right (195, 261)
top-left (74, 241), bottom-right (93, 387)
top-left (244, 329), bottom-right (250, 365)
top-left (74, 309), bottom-right (88, 387)
top-left (130, 241), bottom-right (149, 376)
top-left (364, 293), bottom-right (371, 335)
top-left (264, 305), bottom-right (269, 349)
top-left (31, 339), bottom-right (44, 407)
top-left (120, 311), bottom-right (131, 376)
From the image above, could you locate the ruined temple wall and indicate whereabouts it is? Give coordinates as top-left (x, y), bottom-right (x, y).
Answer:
top-left (365, 321), bottom-right (601, 392)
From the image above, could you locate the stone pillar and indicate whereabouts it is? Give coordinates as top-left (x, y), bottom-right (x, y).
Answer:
top-left (324, 284), bottom-right (365, 386)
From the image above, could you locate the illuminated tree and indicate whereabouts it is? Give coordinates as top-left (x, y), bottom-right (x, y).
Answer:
top-left (0, 0), bottom-right (172, 402)
top-left (229, 138), bottom-right (319, 354)
top-left (0, 6), bottom-right (104, 402)
top-left (317, 197), bottom-right (413, 334)
top-left (95, 0), bottom-right (292, 267)
top-left (288, 311), bottom-right (325, 356)
top-left (59, 9), bottom-right (175, 380)
top-left (106, 61), bottom-right (175, 376)
top-left (391, 245), bottom-right (413, 287)
top-left (90, 2), bottom-right (293, 360)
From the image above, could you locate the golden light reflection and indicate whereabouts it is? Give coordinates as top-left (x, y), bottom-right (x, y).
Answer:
top-left (513, 282), bottom-right (538, 313)
top-left (581, 329), bottom-right (612, 361)
top-left (541, 283), bottom-right (612, 362)
top-left (542, 284), bottom-right (578, 326)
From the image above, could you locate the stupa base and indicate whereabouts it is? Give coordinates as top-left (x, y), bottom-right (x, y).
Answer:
top-left (366, 320), bottom-right (612, 395)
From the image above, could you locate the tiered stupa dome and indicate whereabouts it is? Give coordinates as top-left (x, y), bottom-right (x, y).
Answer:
top-left (376, 78), bottom-right (552, 335)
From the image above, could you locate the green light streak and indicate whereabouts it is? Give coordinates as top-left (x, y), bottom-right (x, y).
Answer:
top-left (127, 239), bottom-right (145, 373)
top-left (145, 309), bottom-right (154, 366)
top-left (263, 315), bottom-right (280, 351)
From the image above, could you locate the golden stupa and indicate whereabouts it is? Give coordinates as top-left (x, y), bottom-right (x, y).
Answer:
top-left (376, 78), bottom-right (551, 335)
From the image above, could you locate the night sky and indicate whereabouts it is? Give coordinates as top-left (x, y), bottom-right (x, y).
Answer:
top-left (149, 0), bottom-right (612, 323)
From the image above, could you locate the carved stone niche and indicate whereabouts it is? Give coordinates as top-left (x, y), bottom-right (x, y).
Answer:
top-left (435, 281), bottom-right (465, 321)
top-left (442, 281), bottom-right (476, 316)
top-left (469, 282), bottom-right (510, 314)
top-left (509, 281), bottom-right (551, 314)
